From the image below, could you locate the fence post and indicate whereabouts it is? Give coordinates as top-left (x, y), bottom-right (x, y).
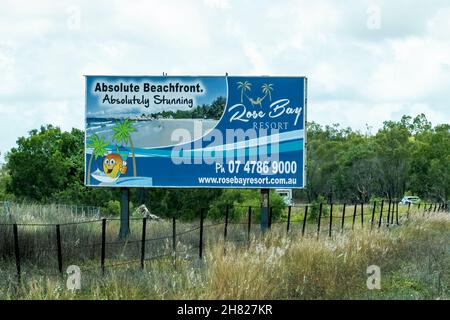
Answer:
top-left (341, 204), bottom-right (346, 233)
top-left (199, 208), bottom-right (205, 259)
top-left (13, 224), bottom-right (21, 280)
top-left (247, 206), bottom-right (252, 242)
top-left (407, 202), bottom-right (411, 219)
top-left (302, 205), bottom-right (308, 237)
top-left (172, 216), bottom-right (176, 254)
top-left (224, 205), bottom-right (229, 241)
top-left (391, 200), bottom-right (397, 224)
top-left (352, 204), bottom-right (357, 230)
top-left (317, 203), bottom-right (322, 238)
top-left (328, 203), bottom-right (333, 238)
top-left (287, 206), bottom-right (292, 234)
top-left (396, 201), bottom-right (399, 225)
top-left (371, 201), bottom-right (376, 230)
top-left (140, 218), bottom-right (147, 270)
top-left (378, 200), bottom-right (384, 229)
top-left (268, 207), bottom-right (273, 229)
top-left (56, 224), bottom-right (63, 274)
top-left (386, 200), bottom-right (391, 227)
top-left (360, 203), bottom-right (364, 228)
top-left (101, 219), bottom-right (106, 275)
top-left (434, 203), bottom-right (437, 212)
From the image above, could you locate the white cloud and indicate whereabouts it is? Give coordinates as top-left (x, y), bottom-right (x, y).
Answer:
top-left (0, 0), bottom-right (449, 161)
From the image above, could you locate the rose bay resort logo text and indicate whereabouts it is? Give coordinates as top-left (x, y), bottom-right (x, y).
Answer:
top-left (170, 81), bottom-right (302, 166)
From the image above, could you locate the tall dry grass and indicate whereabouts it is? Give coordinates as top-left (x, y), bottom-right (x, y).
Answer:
top-left (0, 210), bottom-right (449, 300)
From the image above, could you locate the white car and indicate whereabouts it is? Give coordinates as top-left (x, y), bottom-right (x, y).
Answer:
top-left (400, 196), bottom-right (421, 205)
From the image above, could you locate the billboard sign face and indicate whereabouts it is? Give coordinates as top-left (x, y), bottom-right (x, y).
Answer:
top-left (85, 75), bottom-right (306, 188)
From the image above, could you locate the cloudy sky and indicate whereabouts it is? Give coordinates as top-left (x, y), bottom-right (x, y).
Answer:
top-left (1, 0), bottom-right (449, 160)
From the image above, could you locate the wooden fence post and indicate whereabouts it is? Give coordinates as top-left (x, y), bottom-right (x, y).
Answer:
top-left (302, 205), bottom-right (308, 237)
top-left (371, 201), bottom-right (376, 230)
top-left (140, 218), bottom-right (147, 270)
top-left (56, 224), bottom-right (63, 274)
top-left (101, 219), bottom-right (106, 274)
top-left (199, 208), bottom-right (205, 259)
top-left (247, 206), bottom-right (252, 242)
top-left (317, 203), bottom-right (323, 238)
top-left (387, 200), bottom-right (391, 227)
top-left (341, 204), bottom-right (346, 233)
top-left (172, 216), bottom-right (176, 254)
top-left (13, 224), bottom-right (21, 280)
top-left (407, 202), bottom-right (411, 219)
top-left (224, 205), bottom-right (229, 241)
top-left (378, 200), bottom-right (384, 229)
top-left (352, 204), bottom-right (357, 230)
top-left (396, 201), bottom-right (399, 225)
top-left (328, 203), bottom-right (333, 238)
top-left (390, 201), bottom-right (394, 224)
top-left (360, 203), bottom-right (364, 228)
top-left (287, 206), bottom-right (292, 233)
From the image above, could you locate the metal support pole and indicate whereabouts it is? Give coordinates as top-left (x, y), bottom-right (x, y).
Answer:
top-left (119, 188), bottom-right (130, 239)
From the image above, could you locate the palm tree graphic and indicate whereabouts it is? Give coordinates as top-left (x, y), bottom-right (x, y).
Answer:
top-left (112, 119), bottom-right (137, 177)
top-left (245, 83), bottom-right (275, 108)
top-left (262, 83), bottom-right (274, 101)
top-left (86, 133), bottom-right (108, 185)
top-left (237, 80), bottom-right (252, 103)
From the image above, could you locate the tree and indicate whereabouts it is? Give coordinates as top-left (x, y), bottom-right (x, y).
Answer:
top-left (409, 124), bottom-right (450, 202)
top-left (373, 120), bottom-right (412, 200)
top-left (5, 125), bottom-right (77, 201)
top-left (4, 125), bottom-right (117, 205)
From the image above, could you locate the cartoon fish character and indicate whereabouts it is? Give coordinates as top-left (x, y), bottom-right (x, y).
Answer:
top-left (103, 153), bottom-right (127, 178)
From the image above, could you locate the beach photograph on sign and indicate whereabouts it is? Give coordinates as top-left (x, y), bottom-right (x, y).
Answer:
top-left (85, 76), bottom-right (306, 188)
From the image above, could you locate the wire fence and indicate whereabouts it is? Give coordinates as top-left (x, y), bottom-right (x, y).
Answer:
top-left (0, 200), bottom-right (448, 279)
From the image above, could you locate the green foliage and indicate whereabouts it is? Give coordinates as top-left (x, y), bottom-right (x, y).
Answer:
top-left (137, 188), bottom-right (223, 220)
top-left (208, 189), bottom-right (286, 222)
top-left (301, 114), bottom-right (449, 203)
top-left (103, 200), bottom-right (120, 216)
top-left (4, 125), bottom-right (117, 206)
top-left (307, 195), bottom-right (329, 222)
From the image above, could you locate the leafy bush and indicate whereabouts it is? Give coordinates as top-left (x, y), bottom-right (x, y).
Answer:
top-left (104, 200), bottom-right (120, 216)
top-left (307, 195), bottom-right (329, 222)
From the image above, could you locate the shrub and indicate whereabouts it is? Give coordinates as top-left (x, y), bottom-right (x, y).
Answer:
top-left (307, 195), bottom-right (329, 222)
top-left (104, 200), bottom-right (120, 216)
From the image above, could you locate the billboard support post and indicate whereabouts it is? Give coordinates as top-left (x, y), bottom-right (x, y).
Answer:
top-left (260, 189), bottom-right (270, 232)
top-left (119, 188), bottom-right (130, 239)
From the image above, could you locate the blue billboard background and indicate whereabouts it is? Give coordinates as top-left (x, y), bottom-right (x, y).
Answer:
top-left (85, 75), bottom-right (306, 188)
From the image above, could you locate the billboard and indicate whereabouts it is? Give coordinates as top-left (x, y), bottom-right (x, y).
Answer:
top-left (85, 75), bottom-right (306, 188)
